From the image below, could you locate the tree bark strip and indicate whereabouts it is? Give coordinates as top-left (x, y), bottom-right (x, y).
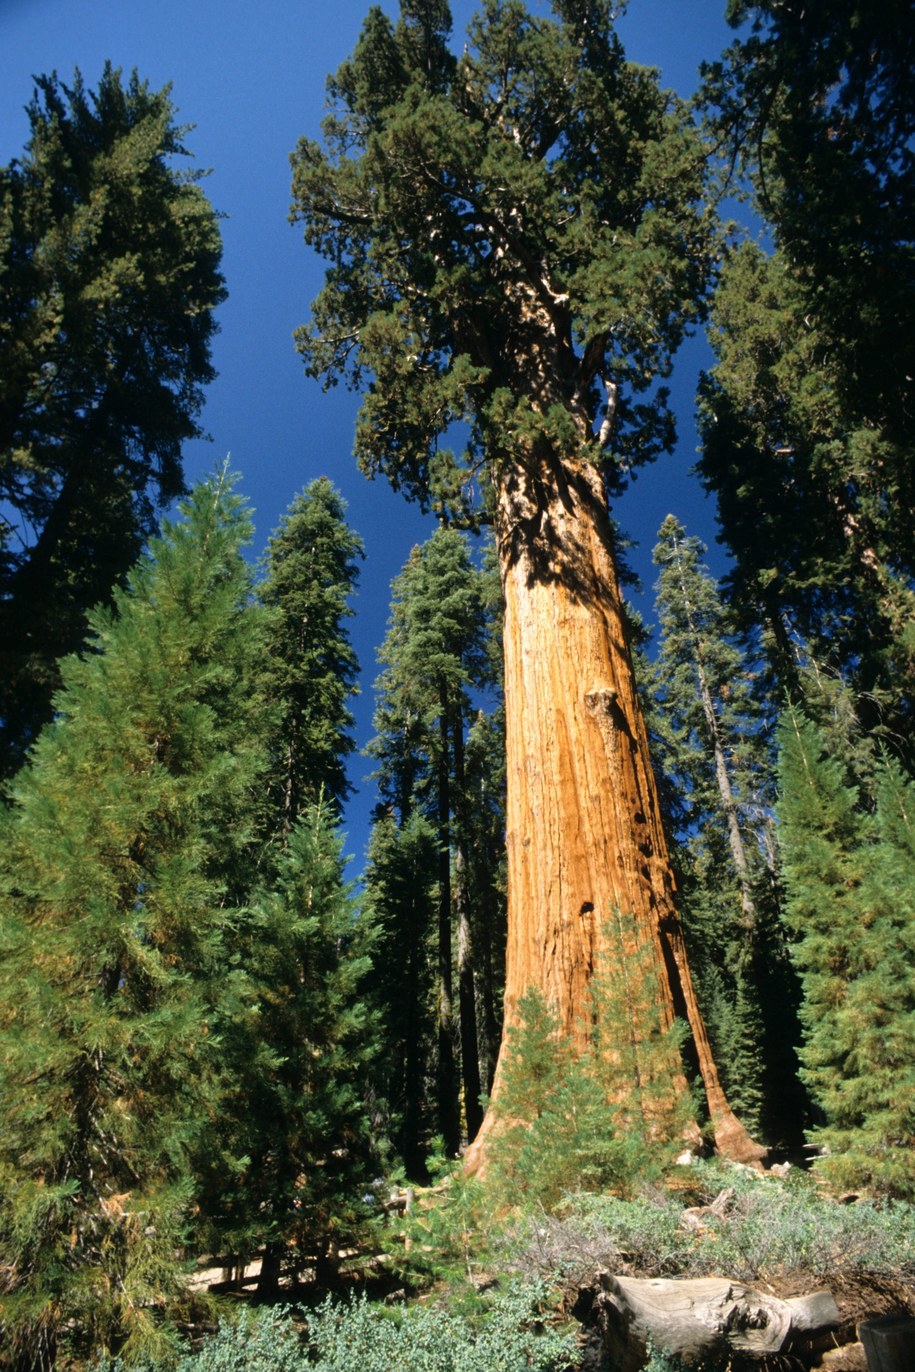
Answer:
top-left (465, 452), bottom-right (763, 1169)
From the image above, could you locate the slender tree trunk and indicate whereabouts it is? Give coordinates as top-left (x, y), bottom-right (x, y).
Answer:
top-left (437, 691), bottom-right (461, 1156)
top-left (465, 448), bottom-right (763, 1170)
top-left (475, 878), bottom-right (502, 1094)
top-left (257, 1241), bottom-right (283, 1295)
top-left (669, 536), bottom-right (758, 929)
top-left (695, 653), bottom-right (759, 927)
top-left (452, 709), bottom-right (483, 1142)
top-left (403, 882), bottom-right (426, 1176)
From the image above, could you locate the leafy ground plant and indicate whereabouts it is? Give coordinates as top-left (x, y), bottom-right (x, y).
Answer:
top-left (101, 1281), bottom-right (576, 1372)
top-left (505, 1160), bottom-right (915, 1288)
top-left (305, 1281), bottom-right (575, 1372)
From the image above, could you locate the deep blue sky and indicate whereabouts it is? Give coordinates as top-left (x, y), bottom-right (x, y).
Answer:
top-left (1, 0), bottom-right (743, 872)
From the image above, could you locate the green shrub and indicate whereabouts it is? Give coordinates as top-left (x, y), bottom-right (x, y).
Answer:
top-left (488, 986), bottom-right (676, 1213)
top-left (642, 1343), bottom-right (729, 1372)
top-left (376, 1152), bottom-right (497, 1292)
top-left (507, 1161), bottom-right (915, 1287)
top-left (100, 1282), bottom-right (575, 1372)
top-left (508, 1191), bottom-right (695, 1283)
top-left (98, 1305), bottom-right (303, 1372)
top-left (305, 1281), bottom-right (575, 1372)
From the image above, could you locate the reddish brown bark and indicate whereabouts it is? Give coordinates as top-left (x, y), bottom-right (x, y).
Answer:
top-left (464, 448), bottom-right (763, 1171)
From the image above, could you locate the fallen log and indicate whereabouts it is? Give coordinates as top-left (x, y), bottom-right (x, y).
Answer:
top-left (592, 1272), bottom-right (839, 1370)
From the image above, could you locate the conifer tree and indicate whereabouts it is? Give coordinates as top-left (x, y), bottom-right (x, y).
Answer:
top-left (699, 244), bottom-right (914, 751)
top-left (0, 473), bottom-right (268, 1366)
top-left (463, 701), bottom-right (507, 1095)
top-left (699, 2), bottom-right (915, 752)
top-left (367, 526), bottom-right (500, 1161)
top-left (491, 919), bottom-right (691, 1210)
top-left (647, 516), bottom-right (801, 1139)
top-left (777, 711), bottom-right (915, 1196)
top-left (194, 801), bottom-right (377, 1292)
top-left (292, 0), bottom-right (758, 1165)
top-left (0, 65), bottom-right (225, 777)
top-left (490, 987), bottom-right (623, 1209)
top-left (363, 811), bottom-right (439, 1176)
top-left (260, 478), bottom-right (363, 828)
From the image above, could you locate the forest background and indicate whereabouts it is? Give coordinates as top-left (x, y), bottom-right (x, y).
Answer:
top-left (0, 0), bottom-right (735, 872)
top-left (1, 0), bottom-right (913, 1367)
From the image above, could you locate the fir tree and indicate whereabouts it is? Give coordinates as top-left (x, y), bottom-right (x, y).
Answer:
top-left (366, 526), bottom-right (500, 1163)
top-left (259, 478), bottom-right (363, 828)
top-left (0, 65), bottom-right (225, 777)
top-left (590, 908), bottom-right (693, 1153)
top-left (647, 516), bottom-right (801, 1141)
top-left (362, 811), bottom-right (439, 1178)
top-left (0, 472), bottom-right (268, 1366)
top-left (777, 711), bottom-right (915, 1196)
top-left (463, 700), bottom-right (507, 1096)
top-left (490, 987), bottom-right (621, 1210)
top-left (699, 2), bottom-right (915, 754)
top-left (491, 933), bottom-right (689, 1210)
top-left (194, 801), bottom-right (378, 1292)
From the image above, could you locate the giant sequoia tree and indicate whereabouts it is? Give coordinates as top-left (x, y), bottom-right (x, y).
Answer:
top-left (291, 0), bottom-right (758, 1161)
top-left (0, 65), bottom-right (225, 778)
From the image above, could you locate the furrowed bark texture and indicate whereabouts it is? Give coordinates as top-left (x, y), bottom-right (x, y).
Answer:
top-left (464, 450), bottom-right (762, 1170)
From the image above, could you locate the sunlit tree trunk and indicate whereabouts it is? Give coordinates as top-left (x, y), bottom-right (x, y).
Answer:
top-left (465, 447), bottom-right (763, 1170)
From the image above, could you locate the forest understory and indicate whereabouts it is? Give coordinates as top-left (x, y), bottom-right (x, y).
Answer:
top-left (133, 1155), bottom-right (915, 1372)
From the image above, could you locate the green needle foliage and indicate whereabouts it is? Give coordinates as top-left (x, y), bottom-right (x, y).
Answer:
top-left (194, 801), bottom-right (379, 1291)
top-left (699, 2), bottom-right (915, 750)
top-left (366, 526), bottom-right (501, 1167)
top-left (363, 810), bottom-right (440, 1177)
top-left (0, 472), bottom-right (269, 1366)
top-left (704, 0), bottom-right (914, 436)
top-left (777, 710), bottom-right (915, 1196)
top-left (646, 515), bottom-right (801, 1143)
top-left (490, 924), bottom-right (690, 1212)
top-left (260, 478), bottom-right (364, 827)
top-left (699, 243), bottom-right (915, 743)
top-left (0, 65), bottom-right (225, 777)
top-left (490, 987), bottom-right (629, 1210)
top-left (290, 0), bottom-right (716, 520)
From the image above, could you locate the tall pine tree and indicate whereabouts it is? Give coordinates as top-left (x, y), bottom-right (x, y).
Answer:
top-left (0, 65), bottom-right (225, 777)
top-left (699, 1), bottom-right (915, 753)
top-left (366, 525), bottom-right (501, 1164)
top-left (363, 810), bottom-right (440, 1177)
top-left (777, 711), bottom-right (915, 1196)
top-left (193, 800), bottom-right (377, 1292)
top-left (647, 516), bottom-right (800, 1141)
top-left (188, 480), bottom-right (375, 1289)
top-left (259, 477), bottom-right (363, 828)
top-left (0, 472), bottom-right (268, 1366)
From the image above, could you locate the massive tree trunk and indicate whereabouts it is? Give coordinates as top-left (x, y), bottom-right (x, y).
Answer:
top-left (464, 446), bottom-right (763, 1170)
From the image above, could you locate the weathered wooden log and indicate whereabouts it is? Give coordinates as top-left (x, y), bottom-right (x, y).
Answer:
top-left (593, 1272), bottom-right (839, 1370)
